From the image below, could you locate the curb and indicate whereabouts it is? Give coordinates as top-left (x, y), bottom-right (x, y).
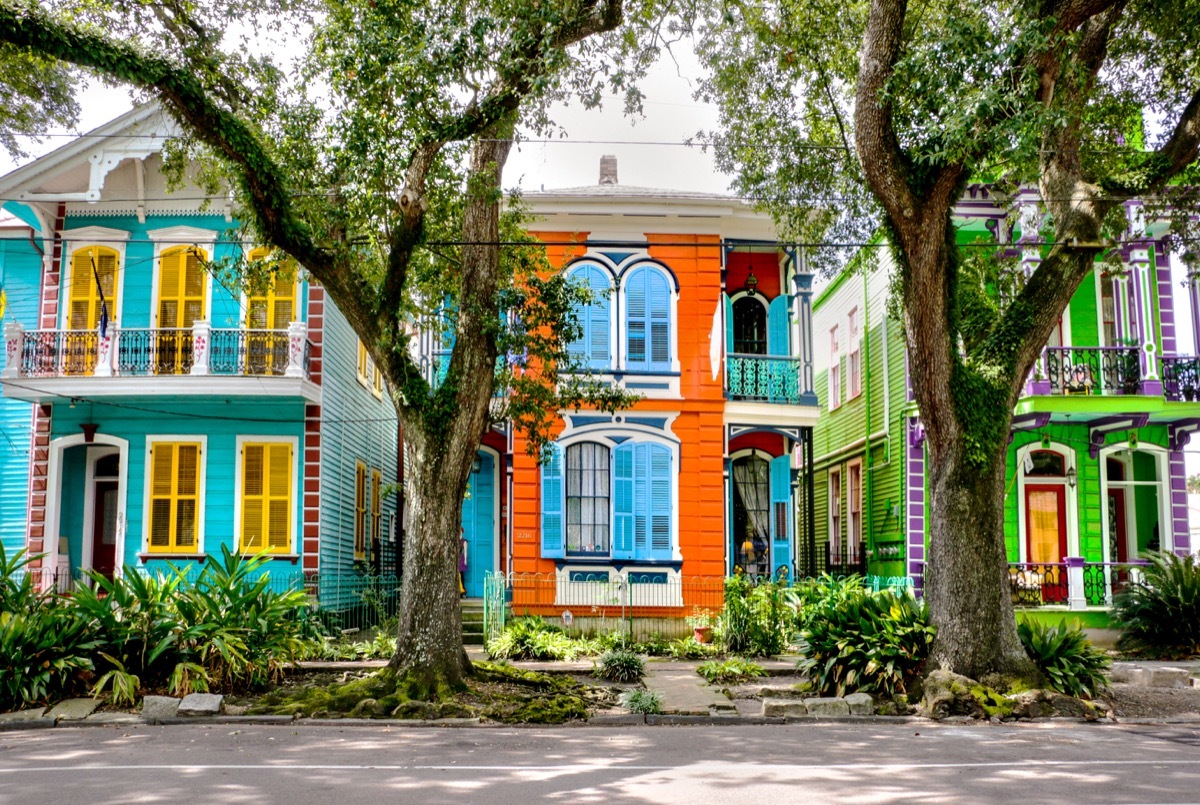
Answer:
top-left (0, 718), bottom-right (56, 732)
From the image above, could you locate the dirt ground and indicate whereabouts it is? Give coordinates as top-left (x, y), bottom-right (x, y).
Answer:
top-left (1108, 683), bottom-right (1200, 719)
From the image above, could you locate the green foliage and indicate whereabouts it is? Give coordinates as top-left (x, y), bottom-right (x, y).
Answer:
top-left (666, 636), bottom-right (718, 660)
top-left (619, 689), bottom-right (663, 715)
top-left (0, 543), bottom-right (47, 615)
top-left (1017, 621), bottom-right (1110, 699)
top-left (798, 589), bottom-right (935, 698)
top-left (0, 605), bottom-right (99, 711)
top-left (786, 573), bottom-right (868, 631)
top-left (485, 617), bottom-right (587, 661)
top-left (593, 650), bottom-right (644, 682)
top-left (1113, 552), bottom-right (1200, 659)
top-left (716, 575), bottom-right (793, 657)
top-left (696, 657), bottom-right (766, 685)
top-left (0, 547), bottom-right (314, 712)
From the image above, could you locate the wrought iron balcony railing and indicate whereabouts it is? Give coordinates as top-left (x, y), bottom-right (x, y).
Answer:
top-left (2, 321), bottom-right (312, 381)
top-left (1042, 346), bottom-right (1141, 395)
top-left (725, 353), bottom-right (807, 404)
top-left (1161, 356), bottom-right (1200, 402)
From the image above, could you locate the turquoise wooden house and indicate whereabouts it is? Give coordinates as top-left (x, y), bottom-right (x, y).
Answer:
top-left (813, 185), bottom-right (1200, 617)
top-left (0, 104), bottom-right (399, 595)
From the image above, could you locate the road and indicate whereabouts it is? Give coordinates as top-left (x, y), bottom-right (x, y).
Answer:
top-left (2, 721), bottom-right (1200, 804)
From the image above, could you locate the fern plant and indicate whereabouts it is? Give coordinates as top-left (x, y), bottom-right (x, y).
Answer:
top-left (1112, 552), bottom-right (1200, 658)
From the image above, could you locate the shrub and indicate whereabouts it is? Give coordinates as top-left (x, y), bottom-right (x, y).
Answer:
top-left (666, 636), bottom-right (717, 660)
top-left (594, 650), bottom-right (644, 682)
top-left (619, 689), bottom-right (663, 714)
top-left (0, 544), bottom-right (49, 616)
top-left (696, 657), bottom-right (766, 684)
top-left (1112, 552), bottom-right (1200, 658)
top-left (1018, 621), bottom-right (1110, 698)
top-left (715, 576), bottom-right (792, 657)
top-left (786, 574), bottom-right (868, 631)
top-left (486, 617), bottom-right (585, 661)
top-left (0, 605), bottom-right (99, 711)
top-left (798, 589), bottom-right (934, 698)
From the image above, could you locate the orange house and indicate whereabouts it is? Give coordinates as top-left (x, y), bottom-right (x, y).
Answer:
top-left (454, 158), bottom-right (819, 622)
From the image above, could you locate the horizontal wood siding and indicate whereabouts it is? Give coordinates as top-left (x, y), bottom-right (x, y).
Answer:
top-left (0, 238), bottom-right (41, 555)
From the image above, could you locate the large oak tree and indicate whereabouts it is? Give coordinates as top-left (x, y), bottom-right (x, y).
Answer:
top-left (697, 0), bottom-right (1200, 677)
top-left (0, 0), bottom-right (647, 691)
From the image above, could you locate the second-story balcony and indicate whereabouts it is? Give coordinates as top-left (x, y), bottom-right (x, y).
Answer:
top-left (725, 353), bottom-right (813, 405)
top-left (1035, 346), bottom-right (1142, 396)
top-left (1161, 356), bottom-right (1200, 402)
top-left (1, 320), bottom-right (318, 403)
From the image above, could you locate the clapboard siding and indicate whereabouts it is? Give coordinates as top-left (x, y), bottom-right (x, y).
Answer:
top-left (0, 237), bottom-right (41, 556)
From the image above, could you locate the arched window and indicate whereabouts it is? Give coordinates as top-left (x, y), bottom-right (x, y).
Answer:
top-left (732, 454), bottom-right (770, 576)
top-left (732, 296), bottom-right (767, 355)
top-left (566, 442), bottom-right (611, 555)
top-left (566, 263), bottom-right (611, 370)
top-left (624, 266), bottom-right (671, 371)
top-left (1026, 450), bottom-right (1065, 477)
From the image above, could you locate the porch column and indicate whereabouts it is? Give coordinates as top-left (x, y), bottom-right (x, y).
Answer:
top-left (1188, 264), bottom-right (1200, 356)
top-left (792, 271), bottom-right (815, 403)
top-left (1065, 556), bottom-right (1087, 611)
top-left (1127, 246), bottom-right (1160, 387)
top-left (94, 323), bottom-right (115, 377)
top-left (190, 320), bottom-right (211, 375)
top-left (2, 320), bottom-right (23, 378)
top-left (286, 320), bottom-right (308, 378)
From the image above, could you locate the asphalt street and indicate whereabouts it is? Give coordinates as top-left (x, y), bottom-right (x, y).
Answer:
top-left (2, 721), bottom-right (1200, 804)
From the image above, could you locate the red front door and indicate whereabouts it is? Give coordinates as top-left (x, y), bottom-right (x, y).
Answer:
top-left (91, 480), bottom-right (118, 581)
top-left (1025, 484), bottom-right (1068, 602)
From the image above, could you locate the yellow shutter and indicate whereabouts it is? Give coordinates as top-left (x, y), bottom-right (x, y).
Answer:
top-left (246, 249), bottom-right (297, 330)
top-left (241, 444), bottom-right (265, 551)
top-left (148, 442), bottom-right (201, 552)
top-left (267, 444), bottom-right (292, 550)
top-left (371, 469), bottom-right (382, 545)
top-left (69, 246), bottom-right (120, 330)
top-left (354, 462), bottom-right (367, 559)
top-left (357, 341), bottom-right (369, 382)
top-left (240, 442), bottom-right (292, 554)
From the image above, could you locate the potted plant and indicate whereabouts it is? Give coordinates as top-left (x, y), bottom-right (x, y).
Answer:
top-left (686, 608), bottom-right (716, 644)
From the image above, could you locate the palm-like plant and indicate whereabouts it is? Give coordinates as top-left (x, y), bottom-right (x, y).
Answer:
top-left (1113, 551), bottom-right (1200, 659)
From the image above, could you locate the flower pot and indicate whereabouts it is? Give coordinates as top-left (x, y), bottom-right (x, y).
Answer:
top-left (693, 626), bottom-right (712, 644)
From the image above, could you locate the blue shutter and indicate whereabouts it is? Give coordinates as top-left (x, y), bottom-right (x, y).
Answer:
top-left (647, 272), bottom-right (670, 369)
top-left (626, 271), bottom-right (646, 366)
top-left (767, 295), bottom-right (790, 356)
top-left (723, 293), bottom-right (733, 355)
top-left (648, 445), bottom-right (672, 560)
top-left (540, 443), bottom-right (564, 559)
top-left (612, 443), bottom-right (635, 559)
top-left (770, 454), bottom-right (793, 578)
top-left (587, 268), bottom-right (610, 369)
top-left (632, 443), bottom-right (650, 559)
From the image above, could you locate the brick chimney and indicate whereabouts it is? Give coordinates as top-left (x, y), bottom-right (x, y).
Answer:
top-left (599, 155), bottom-right (618, 185)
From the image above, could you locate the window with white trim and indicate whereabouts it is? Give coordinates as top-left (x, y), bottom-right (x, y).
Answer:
top-left (566, 264), bottom-right (611, 370)
top-left (624, 266), bottom-right (672, 372)
top-left (828, 468), bottom-right (842, 564)
top-left (829, 325), bottom-right (841, 409)
top-left (542, 439), bottom-right (673, 561)
top-left (239, 442), bottom-right (293, 554)
top-left (148, 441), bottom-right (202, 553)
top-left (848, 461), bottom-right (863, 564)
top-left (848, 307), bottom-right (861, 399)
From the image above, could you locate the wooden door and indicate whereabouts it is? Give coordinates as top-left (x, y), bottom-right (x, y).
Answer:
top-left (91, 481), bottom-right (119, 581)
top-left (1025, 484), bottom-right (1067, 602)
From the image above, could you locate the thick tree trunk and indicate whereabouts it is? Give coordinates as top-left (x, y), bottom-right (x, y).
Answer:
top-left (924, 435), bottom-right (1031, 679)
top-left (388, 431), bottom-right (473, 691)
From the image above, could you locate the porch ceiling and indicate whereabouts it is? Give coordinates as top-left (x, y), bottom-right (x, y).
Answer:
top-left (0, 376), bottom-right (322, 404)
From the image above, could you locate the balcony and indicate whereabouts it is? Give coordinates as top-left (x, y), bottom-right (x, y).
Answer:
top-left (725, 353), bottom-right (810, 405)
top-left (1008, 560), bottom-right (1146, 609)
top-left (1161, 356), bottom-right (1200, 402)
top-left (1037, 346), bottom-right (1142, 396)
top-left (2, 320), bottom-right (318, 403)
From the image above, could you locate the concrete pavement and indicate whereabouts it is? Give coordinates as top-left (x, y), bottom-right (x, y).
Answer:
top-left (3, 721), bottom-right (1200, 804)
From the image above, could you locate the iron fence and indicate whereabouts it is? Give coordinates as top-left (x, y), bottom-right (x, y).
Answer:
top-left (1082, 561), bottom-right (1147, 606)
top-left (1161, 356), bottom-right (1200, 402)
top-left (725, 354), bottom-right (805, 404)
top-left (1044, 346), bottom-right (1141, 395)
top-left (1008, 562), bottom-right (1069, 606)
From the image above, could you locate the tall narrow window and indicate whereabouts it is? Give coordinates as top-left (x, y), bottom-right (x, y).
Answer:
top-left (357, 340), bottom-right (371, 385)
top-left (828, 469), bottom-right (842, 565)
top-left (148, 442), bottom-right (201, 553)
top-left (240, 442), bottom-right (292, 554)
top-left (566, 442), bottom-right (611, 555)
top-left (732, 296), bottom-right (768, 355)
top-left (829, 326), bottom-right (841, 409)
top-left (371, 469), bottom-right (383, 549)
top-left (245, 249), bottom-right (296, 375)
top-left (732, 454), bottom-right (771, 576)
top-left (566, 264), bottom-right (611, 370)
top-left (625, 267), bottom-right (671, 371)
top-left (69, 245), bottom-right (119, 330)
top-left (156, 246), bottom-right (207, 374)
top-left (848, 462), bottom-right (863, 564)
top-left (354, 461), bottom-right (367, 561)
top-left (848, 308), bottom-right (861, 398)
